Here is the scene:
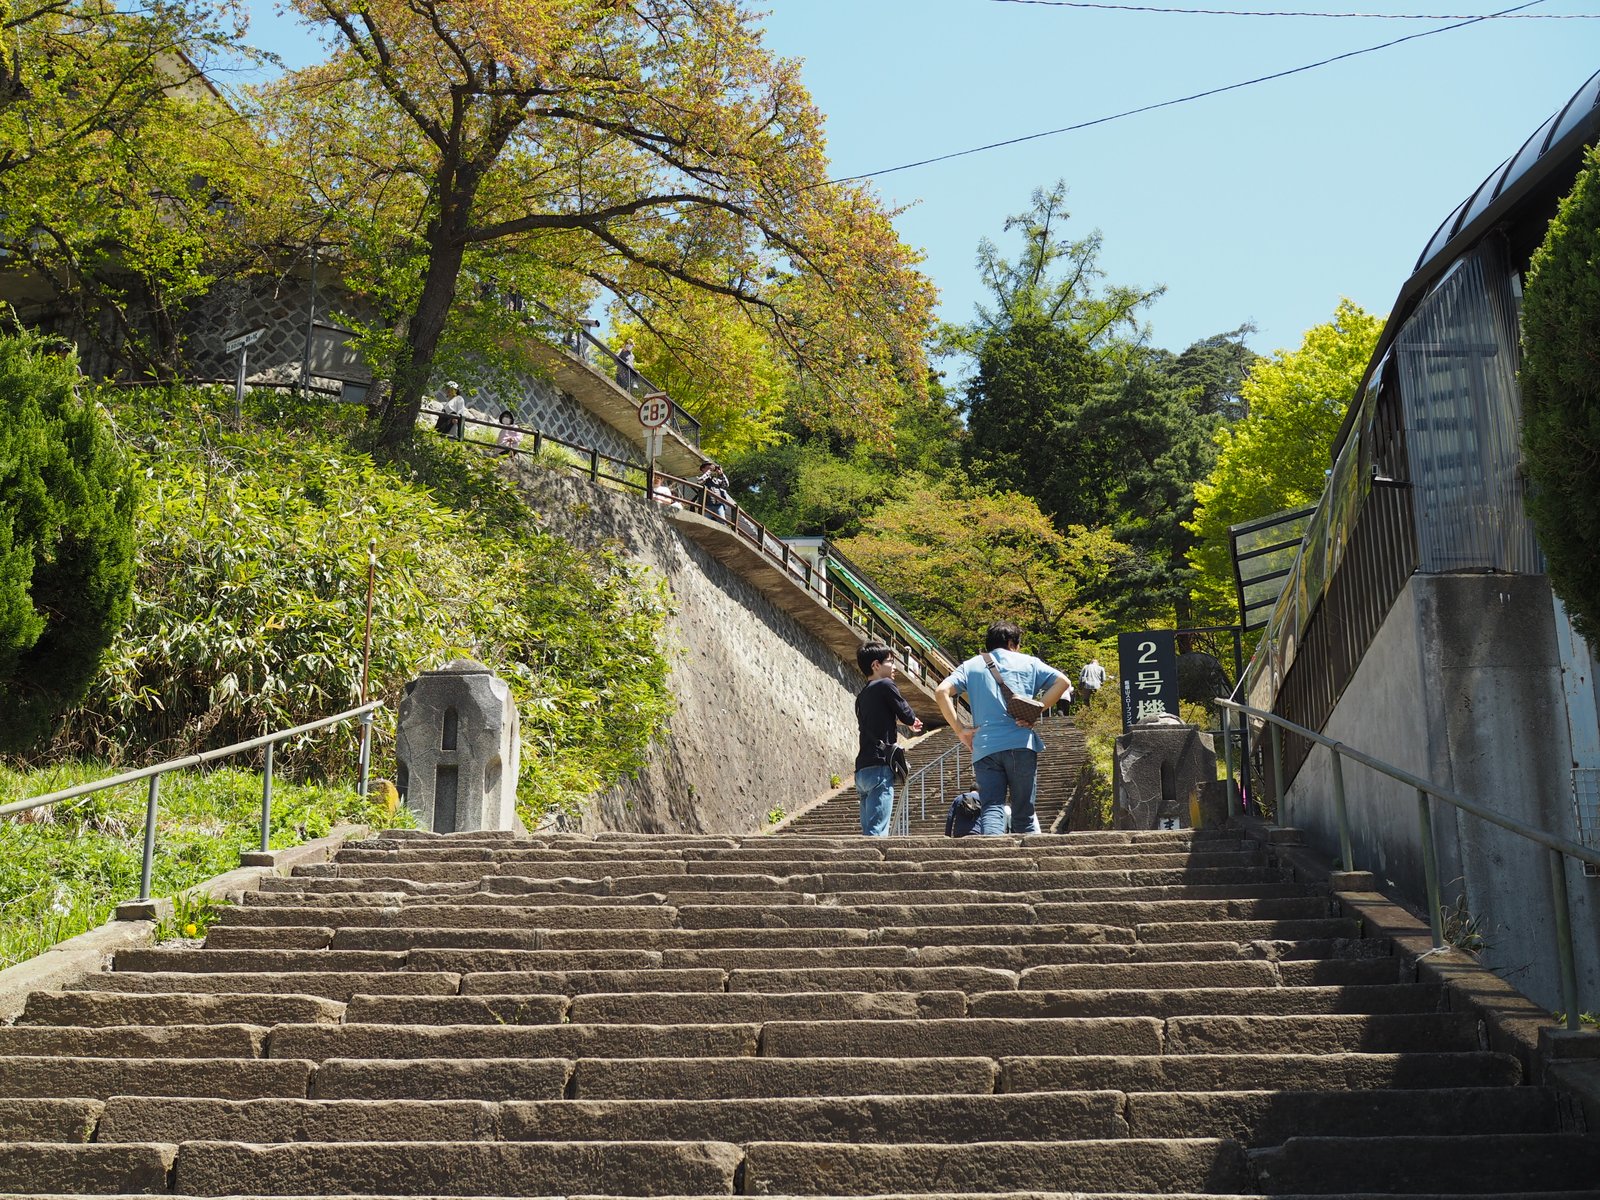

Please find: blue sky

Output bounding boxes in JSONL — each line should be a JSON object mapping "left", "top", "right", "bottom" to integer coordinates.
{"left": 238, "top": 1, "right": 1598, "bottom": 357}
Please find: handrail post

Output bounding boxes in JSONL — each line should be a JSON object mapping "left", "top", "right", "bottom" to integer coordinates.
{"left": 1222, "top": 708, "right": 1237, "bottom": 810}
{"left": 1548, "top": 848, "right": 1582, "bottom": 1031}
{"left": 138, "top": 775, "right": 161, "bottom": 903}
{"left": 589, "top": 447, "right": 599, "bottom": 483}
{"left": 1271, "top": 723, "right": 1286, "bottom": 824}
{"left": 1417, "top": 787, "right": 1445, "bottom": 949}
{"left": 1330, "top": 750, "right": 1355, "bottom": 872}
{"left": 259, "top": 740, "right": 275, "bottom": 853}
{"left": 358, "top": 710, "right": 373, "bottom": 798}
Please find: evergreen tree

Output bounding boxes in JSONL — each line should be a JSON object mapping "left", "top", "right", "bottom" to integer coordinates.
{"left": 0, "top": 331, "right": 137, "bottom": 752}
{"left": 1522, "top": 143, "right": 1600, "bottom": 642}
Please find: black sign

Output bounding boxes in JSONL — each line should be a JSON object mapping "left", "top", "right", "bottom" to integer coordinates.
{"left": 1118, "top": 630, "right": 1179, "bottom": 730}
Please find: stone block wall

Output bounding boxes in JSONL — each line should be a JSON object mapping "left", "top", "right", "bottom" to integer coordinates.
{"left": 508, "top": 461, "right": 860, "bottom": 836}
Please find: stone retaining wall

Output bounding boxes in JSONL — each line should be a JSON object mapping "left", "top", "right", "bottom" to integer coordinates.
{"left": 508, "top": 461, "right": 859, "bottom": 836}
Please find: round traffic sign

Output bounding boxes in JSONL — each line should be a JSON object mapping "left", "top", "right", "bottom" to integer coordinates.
{"left": 638, "top": 393, "right": 672, "bottom": 429}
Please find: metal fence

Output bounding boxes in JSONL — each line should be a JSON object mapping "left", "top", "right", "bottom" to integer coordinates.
{"left": 1218, "top": 695, "right": 1598, "bottom": 1030}
{"left": 0, "top": 702, "right": 382, "bottom": 910}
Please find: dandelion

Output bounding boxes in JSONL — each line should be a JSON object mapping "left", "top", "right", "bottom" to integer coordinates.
{"left": 183, "top": 923, "right": 198, "bottom": 938}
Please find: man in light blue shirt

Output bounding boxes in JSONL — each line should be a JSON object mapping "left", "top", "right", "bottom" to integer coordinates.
{"left": 935, "top": 621, "right": 1070, "bottom": 836}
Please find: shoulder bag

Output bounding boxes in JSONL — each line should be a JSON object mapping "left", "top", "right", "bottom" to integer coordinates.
{"left": 982, "top": 652, "right": 1047, "bottom": 727}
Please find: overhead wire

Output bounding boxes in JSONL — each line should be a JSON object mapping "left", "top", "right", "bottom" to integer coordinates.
{"left": 826, "top": 0, "right": 1555, "bottom": 185}
{"left": 987, "top": 0, "right": 1595, "bottom": 15}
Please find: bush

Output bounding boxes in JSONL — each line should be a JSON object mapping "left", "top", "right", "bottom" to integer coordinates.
{"left": 45, "top": 385, "right": 674, "bottom": 826}
{"left": 0, "top": 329, "right": 136, "bottom": 751}
{"left": 1522, "top": 144, "right": 1600, "bottom": 641}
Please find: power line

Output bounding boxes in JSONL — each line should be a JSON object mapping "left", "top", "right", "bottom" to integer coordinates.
{"left": 988, "top": 0, "right": 1593, "bottom": 15}
{"left": 827, "top": 0, "right": 1550, "bottom": 185}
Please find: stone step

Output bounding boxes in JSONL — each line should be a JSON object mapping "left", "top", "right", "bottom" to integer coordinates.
{"left": 722, "top": 966, "right": 1018, "bottom": 994}
{"left": 0, "top": 1100, "right": 100, "bottom": 1143}
{"left": 416, "top": 948, "right": 909, "bottom": 976}
{"left": 1126, "top": 1086, "right": 1561, "bottom": 1144}
{"left": 168, "top": 1139, "right": 744, "bottom": 1196}
{"left": 91, "top": 1092, "right": 1126, "bottom": 1145}
{"left": 740, "top": 1138, "right": 1252, "bottom": 1195}
{"left": 16, "top": 990, "right": 345, "bottom": 1028}
{"left": 968, "top": 984, "right": 1443, "bottom": 1019}
{"left": 309, "top": 1057, "right": 571, "bottom": 1100}
{"left": 114, "top": 948, "right": 409, "bottom": 974}
{"left": 758, "top": 1016, "right": 1162, "bottom": 1058}
{"left": 344, "top": 989, "right": 969, "bottom": 1026}
{"left": 453, "top": 969, "right": 731, "bottom": 996}
{"left": 266, "top": 1021, "right": 762, "bottom": 1061}
{"left": 0, "top": 1143, "right": 176, "bottom": 1195}
{"left": 0, "top": 1024, "right": 267, "bottom": 1059}
{"left": 70, "top": 971, "right": 461, "bottom": 1000}
{"left": 999, "top": 1051, "right": 1523, "bottom": 1094}
{"left": 204, "top": 926, "right": 337, "bottom": 950}
{"left": 571, "top": 1055, "right": 1000, "bottom": 1099}
{"left": 0, "top": 1056, "right": 315, "bottom": 1099}
{"left": 1248, "top": 1133, "right": 1600, "bottom": 1193}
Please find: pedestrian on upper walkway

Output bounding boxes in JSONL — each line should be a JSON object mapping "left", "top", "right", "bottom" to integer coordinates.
{"left": 854, "top": 640, "right": 922, "bottom": 837}
{"left": 935, "top": 620, "right": 1069, "bottom": 836}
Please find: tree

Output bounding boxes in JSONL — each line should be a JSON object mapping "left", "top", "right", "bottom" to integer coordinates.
{"left": 1186, "top": 299, "right": 1383, "bottom": 622}
{"left": 0, "top": 329, "right": 137, "bottom": 752}
{"left": 835, "top": 480, "right": 1126, "bottom": 667}
{"left": 0, "top": 0, "right": 269, "bottom": 378}
{"left": 1521, "top": 144, "right": 1600, "bottom": 642}
{"left": 262, "top": 0, "right": 933, "bottom": 447}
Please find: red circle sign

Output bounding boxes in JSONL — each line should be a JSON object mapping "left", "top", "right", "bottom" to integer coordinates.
{"left": 638, "top": 394, "right": 672, "bottom": 429}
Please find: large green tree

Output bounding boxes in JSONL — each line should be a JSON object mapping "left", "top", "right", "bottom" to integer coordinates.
{"left": 1521, "top": 143, "right": 1600, "bottom": 642}
{"left": 1186, "top": 299, "right": 1383, "bottom": 622}
{"left": 0, "top": 0, "right": 268, "bottom": 378}
{"left": 260, "top": 0, "right": 932, "bottom": 448}
{"left": 0, "top": 330, "right": 137, "bottom": 752}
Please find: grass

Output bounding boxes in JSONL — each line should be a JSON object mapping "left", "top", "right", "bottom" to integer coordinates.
{"left": 0, "top": 762, "right": 408, "bottom": 969}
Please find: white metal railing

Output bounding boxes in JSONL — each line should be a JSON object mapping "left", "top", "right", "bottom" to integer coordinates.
{"left": 0, "top": 702, "right": 382, "bottom": 909}
{"left": 893, "top": 738, "right": 970, "bottom": 836}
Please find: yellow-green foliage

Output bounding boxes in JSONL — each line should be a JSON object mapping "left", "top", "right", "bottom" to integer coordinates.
{"left": 49, "top": 386, "right": 674, "bottom": 826}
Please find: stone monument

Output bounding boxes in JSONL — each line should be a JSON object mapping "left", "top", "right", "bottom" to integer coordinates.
{"left": 395, "top": 659, "right": 520, "bottom": 833}
{"left": 1112, "top": 711, "right": 1216, "bottom": 830}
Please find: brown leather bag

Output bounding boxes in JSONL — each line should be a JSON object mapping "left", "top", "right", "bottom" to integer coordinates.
{"left": 982, "top": 652, "right": 1047, "bottom": 727}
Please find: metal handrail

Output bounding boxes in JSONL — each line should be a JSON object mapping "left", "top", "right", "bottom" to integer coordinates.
{"left": 893, "top": 739, "right": 970, "bottom": 836}
{"left": 1217, "top": 695, "right": 1597, "bottom": 1031}
{"left": 1, "top": 701, "right": 383, "bottom": 907}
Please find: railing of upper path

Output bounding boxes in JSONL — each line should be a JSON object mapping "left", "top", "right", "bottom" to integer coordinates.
{"left": 432, "top": 408, "right": 952, "bottom": 692}
{"left": 1218, "top": 696, "right": 1600, "bottom": 1031}
{"left": 0, "top": 702, "right": 382, "bottom": 913}
{"left": 524, "top": 302, "right": 703, "bottom": 446}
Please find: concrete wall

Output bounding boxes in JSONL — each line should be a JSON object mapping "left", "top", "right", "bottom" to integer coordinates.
{"left": 1287, "top": 573, "right": 1600, "bottom": 1014}
{"left": 508, "top": 460, "right": 860, "bottom": 836}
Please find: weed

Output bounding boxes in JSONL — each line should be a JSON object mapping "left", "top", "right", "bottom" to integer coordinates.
{"left": 766, "top": 807, "right": 786, "bottom": 826}
{"left": 154, "top": 890, "right": 230, "bottom": 942}
{"left": 1440, "top": 891, "right": 1487, "bottom": 955}
{"left": 829, "top": 774, "right": 842, "bottom": 789}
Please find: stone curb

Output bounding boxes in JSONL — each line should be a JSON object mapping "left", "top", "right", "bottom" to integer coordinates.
{"left": 0, "top": 824, "right": 368, "bottom": 1025}
{"left": 1228, "top": 812, "right": 1598, "bottom": 1116}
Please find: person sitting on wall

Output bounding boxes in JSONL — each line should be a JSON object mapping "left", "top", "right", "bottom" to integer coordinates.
{"left": 434, "top": 381, "right": 467, "bottom": 440}
{"left": 651, "top": 472, "right": 682, "bottom": 509}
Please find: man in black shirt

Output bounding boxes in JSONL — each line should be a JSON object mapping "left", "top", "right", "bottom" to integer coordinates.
{"left": 854, "top": 640, "right": 923, "bottom": 836}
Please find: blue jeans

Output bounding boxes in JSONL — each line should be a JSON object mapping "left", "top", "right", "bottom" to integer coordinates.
{"left": 974, "top": 748, "right": 1038, "bottom": 835}
{"left": 855, "top": 765, "right": 895, "bottom": 837}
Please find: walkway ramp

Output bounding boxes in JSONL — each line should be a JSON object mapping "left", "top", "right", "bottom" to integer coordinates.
{"left": 2, "top": 828, "right": 1596, "bottom": 1198}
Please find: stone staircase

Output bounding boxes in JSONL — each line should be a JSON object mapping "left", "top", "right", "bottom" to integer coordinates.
{"left": 782, "top": 715, "right": 1088, "bottom": 836}
{"left": 2, "top": 827, "right": 1598, "bottom": 1198}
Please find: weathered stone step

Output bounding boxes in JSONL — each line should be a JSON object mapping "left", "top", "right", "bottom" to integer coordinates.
{"left": 343, "top": 989, "right": 969, "bottom": 1025}
{"left": 724, "top": 965, "right": 1018, "bottom": 994}
{"left": 1000, "top": 1051, "right": 1522, "bottom": 1093}
{"left": 310, "top": 1056, "right": 571, "bottom": 1100}
{"left": 1249, "top": 1133, "right": 1600, "bottom": 1193}
{"left": 321, "top": 927, "right": 866, "bottom": 953}
{"left": 0, "top": 1099, "right": 99, "bottom": 1143}
{"left": 568, "top": 1055, "right": 999, "bottom": 1099}
{"left": 416, "top": 947, "right": 909, "bottom": 976}
{"left": 758, "top": 1016, "right": 1162, "bottom": 1058}
{"left": 969, "top": 984, "right": 1443, "bottom": 1019}
{"left": 1159, "top": 1013, "right": 1479, "bottom": 1055}
{"left": 451, "top": 968, "right": 726, "bottom": 995}
{"left": 0, "top": 1143, "right": 176, "bottom": 1195}
{"left": 1127, "top": 1086, "right": 1561, "bottom": 1144}
{"left": 16, "top": 990, "right": 344, "bottom": 1028}
{"left": 912, "top": 940, "right": 1395, "bottom": 972}
{"left": 170, "top": 1138, "right": 745, "bottom": 1195}
{"left": 242, "top": 890, "right": 414, "bottom": 906}
{"left": 266, "top": 1021, "right": 762, "bottom": 1061}
{"left": 740, "top": 1138, "right": 1251, "bottom": 1195}
{"left": 70, "top": 971, "right": 460, "bottom": 1000}
{"left": 89, "top": 1091, "right": 1124, "bottom": 1145}
{"left": 204, "top": 926, "right": 336, "bottom": 950}
{"left": 114, "top": 947, "right": 409, "bottom": 973}
{"left": 0, "top": 1024, "right": 267, "bottom": 1059}
{"left": 1136, "top": 918, "right": 1361, "bottom": 942}
{"left": 0, "top": 1056, "right": 315, "bottom": 1099}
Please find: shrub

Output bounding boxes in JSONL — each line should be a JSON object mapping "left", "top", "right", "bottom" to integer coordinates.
{"left": 0, "top": 329, "right": 136, "bottom": 751}
{"left": 1522, "top": 144, "right": 1600, "bottom": 641}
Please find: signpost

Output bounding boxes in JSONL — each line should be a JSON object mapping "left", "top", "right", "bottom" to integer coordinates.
{"left": 638, "top": 392, "right": 671, "bottom": 490}
{"left": 1117, "top": 629, "right": 1179, "bottom": 731}
{"left": 223, "top": 327, "right": 267, "bottom": 427}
